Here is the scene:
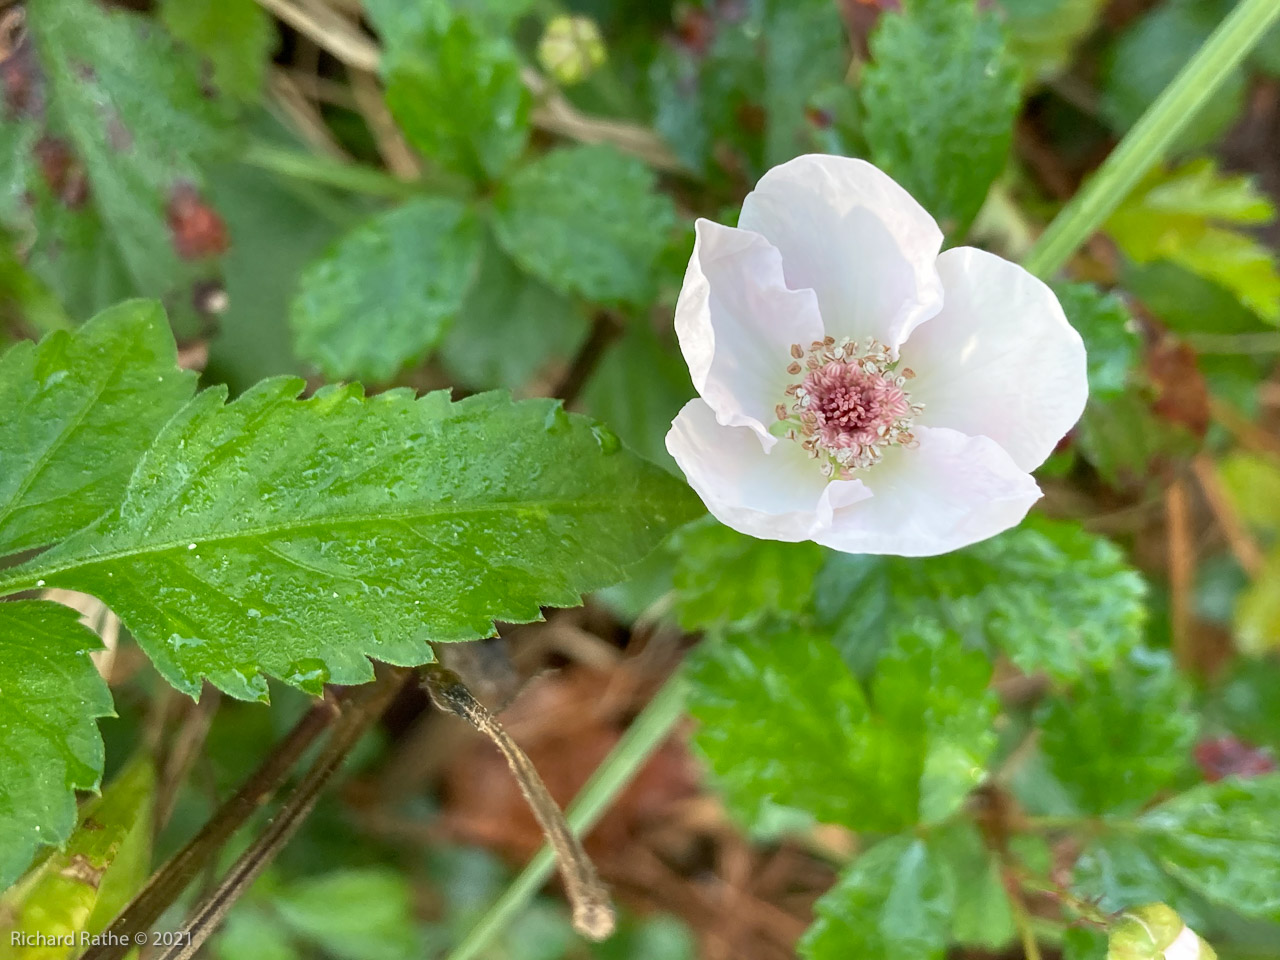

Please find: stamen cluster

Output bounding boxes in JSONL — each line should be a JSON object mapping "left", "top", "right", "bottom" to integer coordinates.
{"left": 775, "top": 336, "right": 922, "bottom": 478}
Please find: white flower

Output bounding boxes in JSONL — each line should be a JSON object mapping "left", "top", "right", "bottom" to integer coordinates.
{"left": 665, "top": 154, "right": 1088, "bottom": 557}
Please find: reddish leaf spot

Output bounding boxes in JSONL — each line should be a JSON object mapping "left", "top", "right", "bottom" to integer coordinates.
{"left": 805, "top": 106, "right": 834, "bottom": 130}
{"left": 34, "top": 136, "right": 89, "bottom": 208}
{"left": 167, "top": 185, "right": 228, "bottom": 260}
{"left": 1194, "top": 736, "right": 1276, "bottom": 782}
{"left": 675, "top": 8, "right": 714, "bottom": 56}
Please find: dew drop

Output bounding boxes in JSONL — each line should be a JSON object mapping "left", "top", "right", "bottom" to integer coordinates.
{"left": 591, "top": 424, "right": 620, "bottom": 454}
{"left": 285, "top": 658, "right": 330, "bottom": 697}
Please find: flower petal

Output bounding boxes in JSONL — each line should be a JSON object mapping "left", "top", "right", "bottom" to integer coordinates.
{"left": 900, "top": 247, "right": 1088, "bottom": 472}
{"left": 675, "top": 219, "right": 824, "bottom": 449}
{"left": 738, "top": 154, "right": 944, "bottom": 351}
{"left": 815, "top": 426, "right": 1041, "bottom": 557}
{"left": 666, "top": 399, "right": 870, "bottom": 541}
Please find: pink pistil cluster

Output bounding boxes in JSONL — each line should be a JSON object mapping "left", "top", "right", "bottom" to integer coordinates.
{"left": 775, "top": 336, "right": 922, "bottom": 478}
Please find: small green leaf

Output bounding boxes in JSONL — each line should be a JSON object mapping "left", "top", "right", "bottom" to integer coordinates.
{"left": 801, "top": 836, "right": 953, "bottom": 960}
{"left": 493, "top": 145, "right": 676, "bottom": 305}
{"left": 0, "top": 758, "right": 153, "bottom": 953}
{"left": 1002, "top": 0, "right": 1107, "bottom": 78}
{"left": 0, "top": 300, "right": 196, "bottom": 556}
{"left": 8, "top": 382, "right": 700, "bottom": 700}
{"left": 439, "top": 230, "right": 588, "bottom": 391}
{"left": 861, "top": 0, "right": 1020, "bottom": 236}
{"left": 1036, "top": 651, "right": 1197, "bottom": 815}
{"left": 22, "top": 0, "right": 234, "bottom": 300}
{"left": 0, "top": 601, "right": 114, "bottom": 890}
{"left": 672, "top": 518, "right": 824, "bottom": 632}
{"left": 1107, "top": 160, "right": 1280, "bottom": 323}
{"left": 382, "top": 9, "right": 530, "bottom": 182}
{"left": 685, "top": 623, "right": 995, "bottom": 832}
{"left": 290, "top": 198, "right": 482, "bottom": 383}
{"left": 159, "top": 0, "right": 274, "bottom": 102}
{"left": 813, "top": 516, "right": 1147, "bottom": 680}
{"left": 1054, "top": 283, "right": 1141, "bottom": 400}
{"left": 365, "top": 0, "right": 534, "bottom": 38}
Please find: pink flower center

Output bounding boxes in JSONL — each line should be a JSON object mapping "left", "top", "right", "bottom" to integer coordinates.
{"left": 776, "top": 336, "right": 922, "bottom": 478}
{"left": 802, "top": 363, "right": 911, "bottom": 450}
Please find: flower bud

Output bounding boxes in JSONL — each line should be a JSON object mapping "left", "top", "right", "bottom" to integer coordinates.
{"left": 538, "top": 16, "right": 606, "bottom": 86}
{"left": 1108, "top": 905, "right": 1216, "bottom": 960}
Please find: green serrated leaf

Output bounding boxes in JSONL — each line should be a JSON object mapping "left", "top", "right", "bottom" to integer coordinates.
{"left": 1122, "top": 260, "right": 1273, "bottom": 336}
{"left": 813, "top": 516, "right": 1147, "bottom": 680}
{"left": 493, "top": 145, "right": 676, "bottom": 305}
{"left": 930, "top": 821, "right": 1016, "bottom": 950}
{"left": 0, "top": 601, "right": 114, "bottom": 890}
{"left": 1136, "top": 774, "right": 1280, "bottom": 921}
{"left": 1054, "top": 282, "right": 1140, "bottom": 400}
{"left": 801, "top": 835, "right": 953, "bottom": 960}
{"left": 439, "top": 229, "right": 588, "bottom": 391}
{"left": 873, "top": 622, "right": 999, "bottom": 825}
{"left": 861, "top": 0, "right": 1020, "bottom": 237}
{"left": 1078, "top": 775, "right": 1280, "bottom": 928}
{"left": 0, "top": 758, "right": 152, "bottom": 957}
{"left": 686, "top": 623, "right": 995, "bottom": 832}
{"left": 0, "top": 300, "right": 196, "bottom": 557}
{"left": 159, "top": 0, "right": 274, "bottom": 102}
{"left": 1074, "top": 832, "right": 1205, "bottom": 927}
{"left": 1036, "top": 651, "right": 1198, "bottom": 816}
{"left": 290, "top": 198, "right": 482, "bottom": 383}
{"left": 672, "top": 518, "right": 824, "bottom": 632}
{"left": 21, "top": 0, "right": 235, "bottom": 301}
{"left": 1107, "top": 160, "right": 1280, "bottom": 323}
{"left": 382, "top": 9, "right": 530, "bottom": 182}
{"left": 5, "top": 380, "right": 700, "bottom": 700}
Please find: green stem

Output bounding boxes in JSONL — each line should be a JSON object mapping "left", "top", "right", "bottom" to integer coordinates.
{"left": 241, "top": 141, "right": 429, "bottom": 199}
{"left": 443, "top": 671, "right": 687, "bottom": 960}
{"left": 1022, "top": 0, "right": 1280, "bottom": 279}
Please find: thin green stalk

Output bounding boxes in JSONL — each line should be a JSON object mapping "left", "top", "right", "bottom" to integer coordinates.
{"left": 1022, "top": 0, "right": 1280, "bottom": 279}
{"left": 241, "top": 141, "right": 428, "bottom": 199}
{"left": 444, "top": 671, "right": 687, "bottom": 960}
